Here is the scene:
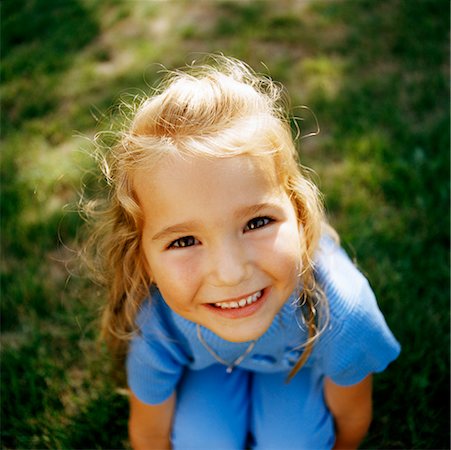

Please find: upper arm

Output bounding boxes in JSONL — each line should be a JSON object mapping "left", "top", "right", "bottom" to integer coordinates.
{"left": 129, "top": 390, "right": 175, "bottom": 450}
{"left": 324, "top": 375, "right": 373, "bottom": 422}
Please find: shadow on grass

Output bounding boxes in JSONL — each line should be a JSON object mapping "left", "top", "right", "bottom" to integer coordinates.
{"left": 0, "top": 0, "right": 449, "bottom": 449}
{"left": 0, "top": 0, "right": 101, "bottom": 330}
{"left": 1, "top": 0, "right": 100, "bottom": 133}
{"left": 64, "top": 390, "right": 129, "bottom": 450}
{"left": 304, "top": 1, "right": 450, "bottom": 448}
{"left": 1, "top": 333, "right": 128, "bottom": 449}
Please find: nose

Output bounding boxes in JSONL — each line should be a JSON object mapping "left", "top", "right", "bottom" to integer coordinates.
{"left": 209, "top": 238, "right": 251, "bottom": 287}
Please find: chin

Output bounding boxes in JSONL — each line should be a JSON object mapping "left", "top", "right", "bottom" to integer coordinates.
{"left": 211, "top": 321, "right": 272, "bottom": 343}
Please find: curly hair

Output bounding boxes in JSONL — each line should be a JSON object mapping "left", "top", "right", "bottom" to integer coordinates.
{"left": 83, "top": 56, "right": 334, "bottom": 380}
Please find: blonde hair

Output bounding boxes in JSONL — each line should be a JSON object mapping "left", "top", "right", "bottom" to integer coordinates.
{"left": 84, "top": 56, "right": 331, "bottom": 380}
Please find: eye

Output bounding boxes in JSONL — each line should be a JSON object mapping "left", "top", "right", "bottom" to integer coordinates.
{"left": 244, "top": 216, "right": 274, "bottom": 232}
{"left": 168, "top": 236, "right": 199, "bottom": 249}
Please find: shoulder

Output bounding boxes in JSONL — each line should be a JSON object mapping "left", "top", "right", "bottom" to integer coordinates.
{"left": 127, "top": 289, "right": 189, "bottom": 404}
{"left": 311, "top": 235, "right": 401, "bottom": 385}
{"left": 314, "top": 235, "right": 372, "bottom": 321}
{"left": 133, "top": 288, "right": 194, "bottom": 361}
{"left": 135, "top": 288, "right": 174, "bottom": 335}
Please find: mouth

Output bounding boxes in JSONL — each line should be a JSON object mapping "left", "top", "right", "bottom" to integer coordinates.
{"left": 203, "top": 288, "right": 268, "bottom": 319}
{"left": 212, "top": 290, "right": 263, "bottom": 309}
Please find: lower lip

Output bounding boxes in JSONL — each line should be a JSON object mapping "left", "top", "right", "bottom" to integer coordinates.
{"left": 203, "top": 288, "right": 270, "bottom": 319}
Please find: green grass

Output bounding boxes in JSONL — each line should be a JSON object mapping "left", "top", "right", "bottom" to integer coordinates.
{"left": 1, "top": 0, "right": 449, "bottom": 448}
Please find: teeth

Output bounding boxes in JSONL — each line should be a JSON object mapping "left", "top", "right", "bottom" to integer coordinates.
{"left": 214, "top": 290, "right": 262, "bottom": 309}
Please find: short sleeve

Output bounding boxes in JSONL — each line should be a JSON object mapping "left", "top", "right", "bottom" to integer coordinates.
{"left": 315, "top": 278, "right": 401, "bottom": 386}
{"left": 126, "top": 299, "right": 188, "bottom": 404}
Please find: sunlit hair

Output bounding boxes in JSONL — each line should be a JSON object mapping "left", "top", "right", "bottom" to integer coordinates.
{"left": 83, "top": 56, "right": 335, "bottom": 380}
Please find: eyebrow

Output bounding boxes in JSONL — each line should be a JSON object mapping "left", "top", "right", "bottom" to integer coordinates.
{"left": 235, "top": 202, "right": 278, "bottom": 221}
{"left": 151, "top": 202, "right": 281, "bottom": 242}
{"left": 152, "top": 222, "right": 200, "bottom": 242}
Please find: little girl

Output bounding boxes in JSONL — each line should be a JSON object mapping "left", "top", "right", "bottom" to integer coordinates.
{"left": 88, "top": 56, "right": 400, "bottom": 449}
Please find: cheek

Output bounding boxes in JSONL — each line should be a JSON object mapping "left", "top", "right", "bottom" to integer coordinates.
{"left": 149, "top": 260, "right": 198, "bottom": 313}
{"left": 262, "top": 233, "right": 302, "bottom": 285}
{"left": 285, "top": 233, "right": 304, "bottom": 283}
{"left": 141, "top": 233, "right": 195, "bottom": 282}
{"left": 147, "top": 251, "right": 201, "bottom": 294}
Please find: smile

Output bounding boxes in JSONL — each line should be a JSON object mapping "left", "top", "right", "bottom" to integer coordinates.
{"left": 212, "top": 290, "right": 263, "bottom": 309}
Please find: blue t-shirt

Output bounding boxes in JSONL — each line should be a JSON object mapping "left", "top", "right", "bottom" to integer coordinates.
{"left": 127, "top": 237, "right": 401, "bottom": 404}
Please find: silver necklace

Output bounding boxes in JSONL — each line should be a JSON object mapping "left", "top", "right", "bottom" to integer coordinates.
{"left": 196, "top": 324, "right": 256, "bottom": 373}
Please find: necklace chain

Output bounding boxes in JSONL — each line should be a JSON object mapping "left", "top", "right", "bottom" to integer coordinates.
{"left": 196, "top": 324, "right": 256, "bottom": 373}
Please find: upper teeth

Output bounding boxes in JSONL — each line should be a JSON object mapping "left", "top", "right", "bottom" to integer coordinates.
{"left": 215, "top": 291, "right": 262, "bottom": 309}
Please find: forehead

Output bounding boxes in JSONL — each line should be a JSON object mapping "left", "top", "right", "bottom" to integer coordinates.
{"left": 133, "top": 154, "right": 283, "bottom": 225}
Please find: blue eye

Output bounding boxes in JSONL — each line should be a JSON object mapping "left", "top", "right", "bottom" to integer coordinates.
{"left": 244, "top": 217, "right": 273, "bottom": 231}
{"left": 168, "top": 236, "right": 198, "bottom": 249}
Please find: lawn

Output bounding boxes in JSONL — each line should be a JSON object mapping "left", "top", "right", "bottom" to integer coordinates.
{"left": 1, "top": 0, "right": 449, "bottom": 448}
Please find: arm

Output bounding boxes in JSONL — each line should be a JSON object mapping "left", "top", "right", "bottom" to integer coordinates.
{"left": 129, "top": 390, "right": 175, "bottom": 450}
{"left": 324, "top": 375, "right": 373, "bottom": 450}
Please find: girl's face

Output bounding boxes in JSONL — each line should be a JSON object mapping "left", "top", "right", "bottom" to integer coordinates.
{"left": 134, "top": 154, "right": 303, "bottom": 343}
